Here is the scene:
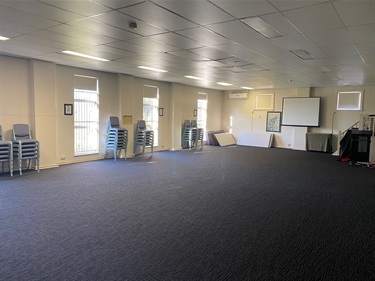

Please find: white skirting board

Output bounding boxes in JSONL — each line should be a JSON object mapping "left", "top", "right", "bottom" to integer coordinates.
{"left": 214, "top": 133, "right": 237, "bottom": 146}
{"left": 236, "top": 131, "right": 273, "bottom": 148}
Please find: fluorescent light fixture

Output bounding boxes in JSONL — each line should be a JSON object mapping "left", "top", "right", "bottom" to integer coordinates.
{"left": 185, "top": 75, "right": 202, "bottom": 80}
{"left": 137, "top": 66, "right": 168, "bottom": 73}
{"left": 62, "top": 50, "right": 109, "bottom": 61}
{"left": 241, "top": 86, "right": 254, "bottom": 90}
{"left": 241, "top": 17, "right": 282, "bottom": 38}
{"left": 217, "top": 82, "right": 233, "bottom": 86}
{"left": 0, "top": 36, "right": 10, "bottom": 41}
{"left": 289, "top": 50, "right": 314, "bottom": 60}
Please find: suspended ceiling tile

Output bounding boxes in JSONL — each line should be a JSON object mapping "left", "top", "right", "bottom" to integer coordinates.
{"left": 261, "top": 13, "right": 301, "bottom": 36}
{"left": 39, "top": 0, "right": 112, "bottom": 17}
{"left": 356, "top": 42, "right": 375, "bottom": 56}
{"left": 206, "top": 20, "right": 265, "bottom": 43}
{"left": 211, "top": 0, "right": 277, "bottom": 18}
{"left": 283, "top": 2, "right": 343, "bottom": 33}
{"left": 83, "top": 45, "right": 136, "bottom": 58}
{"left": 107, "top": 40, "right": 159, "bottom": 55}
{"left": 0, "top": 28, "right": 22, "bottom": 39}
{"left": 92, "top": 11, "right": 167, "bottom": 36}
{"left": 92, "top": 0, "right": 146, "bottom": 9}
{"left": 271, "top": 34, "right": 318, "bottom": 51}
{"left": 333, "top": 1, "right": 375, "bottom": 26}
{"left": 268, "top": 0, "right": 329, "bottom": 11}
{"left": 0, "top": 19, "right": 39, "bottom": 34}
{"left": 126, "top": 37, "right": 180, "bottom": 53}
{"left": 149, "top": 33, "right": 204, "bottom": 49}
{"left": 69, "top": 19, "right": 140, "bottom": 41}
{"left": 166, "top": 50, "right": 211, "bottom": 61}
{"left": 30, "top": 30, "right": 91, "bottom": 47}
{"left": 119, "top": 2, "right": 197, "bottom": 31}
{"left": 321, "top": 44, "right": 362, "bottom": 59}
{"left": 2, "top": 0, "right": 83, "bottom": 22}
{"left": 176, "top": 27, "right": 231, "bottom": 46}
{"left": 305, "top": 27, "right": 353, "bottom": 47}
{"left": 303, "top": 47, "right": 329, "bottom": 59}
{"left": 0, "top": 5, "right": 60, "bottom": 29}
{"left": 216, "top": 57, "right": 252, "bottom": 67}
{"left": 152, "top": 0, "right": 234, "bottom": 25}
{"left": 47, "top": 24, "right": 119, "bottom": 45}
{"left": 188, "top": 47, "right": 231, "bottom": 60}
{"left": 347, "top": 24, "right": 375, "bottom": 43}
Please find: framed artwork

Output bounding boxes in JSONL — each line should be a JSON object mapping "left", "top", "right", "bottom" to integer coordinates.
{"left": 266, "top": 111, "right": 281, "bottom": 132}
{"left": 159, "top": 108, "right": 164, "bottom": 116}
{"left": 64, "top": 104, "right": 73, "bottom": 115}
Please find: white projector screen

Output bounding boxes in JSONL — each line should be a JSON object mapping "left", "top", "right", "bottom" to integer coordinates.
{"left": 282, "top": 97, "right": 321, "bottom": 127}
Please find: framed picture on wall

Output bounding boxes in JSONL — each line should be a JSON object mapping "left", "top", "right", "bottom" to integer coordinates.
{"left": 266, "top": 111, "right": 281, "bottom": 132}
{"left": 64, "top": 104, "right": 73, "bottom": 115}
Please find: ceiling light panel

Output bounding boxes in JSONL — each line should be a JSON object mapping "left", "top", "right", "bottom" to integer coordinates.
{"left": 137, "top": 66, "right": 168, "bottom": 73}
{"left": 241, "top": 17, "right": 282, "bottom": 38}
{"left": 62, "top": 50, "right": 109, "bottom": 61}
{"left": 289, "top": 50, "right": 314, "bottom": 60}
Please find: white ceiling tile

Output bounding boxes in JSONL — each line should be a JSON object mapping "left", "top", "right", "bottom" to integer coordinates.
{"left": 347, "top": 24, "right": 375, "bottom": 43}
{"left": 305, "top": 28, "right": 352, "bottom": 47}
{"left": 92, "top": 0, "right": 145, "bottom": 9}
{"left": 211, "top": 0, "right": 278, "bottom": 18}
{"left": 176, "top": 27, "right": 232, "bottom": 46}
{"left": 269, "top": 0, "right": 329, "bottom": 11}
{"left": 91, "top": 11, "right": 167, "bottom": 36}
{"left": 119, "top": 2, "right": 197, "bottom": 31}
{"left": 126, "top": 37, "right": 180, "bottom": 53}
{"left": 283, "top": 2, "right": 343, "bottom": 32}
{"left": 0, "top": 5, "right": 60, "bottom": 29}
{"left": 321, "top": 44, "right": 362, "bottom": 59}
{"left": 261, "top": 13, "right": 301, "bottom": 36}
{"left": 356, "top": 42, "right": 375, "bottom": 56}
{"left": 2, "top": 0, "right": 83, "bottom": 22}
{"left": 152, "top": 0, "right": 234, "bottom": 25}
{"left": 206, "top": 20, "right": 265, "bottom": 42}
{"left": 47, "top": 24, "right": 119, "bottom": 45}
{"left": 0, "top": 19, "right": 39, "bottom": 34}
{"left": 69, "top": 19, "right": 140, "bottom": 40}
{"left": 40, "top": 0, "right": 112, "bottom": 17}
{"left": 149, "top": 33, "right": 204, "bottom": 49}
{"left": 166, "top": 50, "right": 211, "bottom": 61}
{"left": 106, "top": 40, "right": 159, "bottom": 55}
{"left": 333, "top": 1, "right": 375, "bottom": 26}
{"left": 271, "top": 34, "right": 318, "bottom": 51}
{"left": 188, "top": 47, "right": 231, "bottom": 60}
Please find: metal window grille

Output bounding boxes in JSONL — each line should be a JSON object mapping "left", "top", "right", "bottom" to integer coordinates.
{"left": 74, "top": 89, "right": 99, "bottom": 156}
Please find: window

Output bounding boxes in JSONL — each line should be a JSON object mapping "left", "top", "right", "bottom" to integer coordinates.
{"left": 74, "top": 75, "right": 99, "bottom": 156}
{"left": 337, "top": 91, "right": 362, "bottom": 110}
{"left": 197, "top": 93, "right": 207, "bottom": 140}
{"left": 143, "top": 85, "right": 159, "bottom": 146}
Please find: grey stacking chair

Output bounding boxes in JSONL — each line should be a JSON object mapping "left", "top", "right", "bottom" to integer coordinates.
{"left": 134, "top": 120, "right": 154, "bottom": 156}
{"left": 12, "top": 124, "right": 39, "bottom": 175}
{"left": 0, "top": 125, "right": 13, "bottom": 176}
{"left": 104, "top": 116, "right": 128, "bottom": 160}
{"left": 182, "top": 120, "right": 192, "bottom": 149}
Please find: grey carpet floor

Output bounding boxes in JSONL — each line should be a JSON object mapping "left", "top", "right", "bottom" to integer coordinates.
{"left": 0, "top": 146, "right": 374, "bottom": 281}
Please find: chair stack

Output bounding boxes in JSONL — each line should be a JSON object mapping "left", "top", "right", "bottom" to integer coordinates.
{"left": 12, "top": 124, "right": 39, "bottom": 175}
{"left": 104, "top": 116, "right": 128, "bottom": 160}
{"left": 182, "top": 120, "right": 192, "bottom": 149}
{"left": 182, "top": 120, "right": 204, "bottom": 149}
{"left": 134, "top": 120, "right": 154, "bottom": 156}
{"left": 0, "top": 125, "right": 13, "bottom": 177}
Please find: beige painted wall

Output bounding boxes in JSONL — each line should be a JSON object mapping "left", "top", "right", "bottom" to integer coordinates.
{"left": 0, "top": 55, "right": 223, "bottom": 169}
{"left": 222, "top": 86, "right": 375, "bottom": 151}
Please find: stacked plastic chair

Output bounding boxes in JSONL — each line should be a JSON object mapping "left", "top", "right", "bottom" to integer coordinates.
{"left": 134, "top": 120, "right": 154, "bottom": 156}
{"left": 182, "top": 120, "right": 192, "bottom": 149}
{"left": 0, "top": 125, "right": 13, "bottom": 177}
{"left": 104, "top": 116, "right": 128, "bottom": 160}
{"left": 12, "top": 124, "right": 39, "bottom": 175}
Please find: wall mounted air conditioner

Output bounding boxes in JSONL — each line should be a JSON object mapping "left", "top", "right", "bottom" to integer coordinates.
{"left": 229, "top": 92, "right": 248, "bottom": 99}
